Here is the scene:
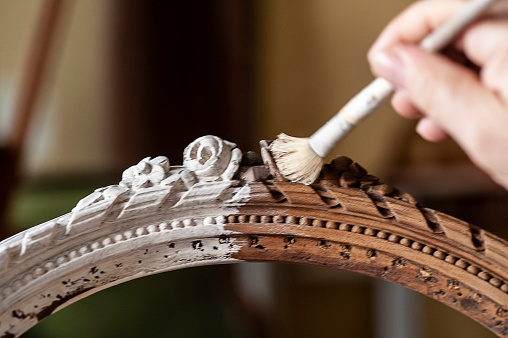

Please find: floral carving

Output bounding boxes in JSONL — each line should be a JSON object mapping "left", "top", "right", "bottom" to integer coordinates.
{"left": 183, "top": 135, "right": 242, "bottom": 182}
{"left": 72, "top": 136, "right": 243, "bottom": 213}
{"left": 120, "top": 156, "right": 171, "bottom": 189}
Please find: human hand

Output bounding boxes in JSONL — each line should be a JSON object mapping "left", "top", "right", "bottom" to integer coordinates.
{"left": 368, "top": 0, "right": 508, "bottom": 189}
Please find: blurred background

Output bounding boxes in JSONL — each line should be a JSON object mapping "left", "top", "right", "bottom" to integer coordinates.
{"left": 1, "top": 0, "right": 507, "bottom": 337}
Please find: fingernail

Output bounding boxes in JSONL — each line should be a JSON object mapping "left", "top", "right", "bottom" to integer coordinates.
{"left": 371, "top": 49, "right": 405, "bottom": 89}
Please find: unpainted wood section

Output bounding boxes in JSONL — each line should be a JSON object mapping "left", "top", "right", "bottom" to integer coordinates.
{"left": 226, "top": 218, "right": 508, "bottom": 336}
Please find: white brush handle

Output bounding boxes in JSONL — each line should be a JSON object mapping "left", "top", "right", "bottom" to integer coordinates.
{"left": 309, "top": 0, "right": 498, "bottom": 158}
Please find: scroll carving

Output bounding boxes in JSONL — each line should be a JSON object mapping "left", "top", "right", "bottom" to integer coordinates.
{"left": 0, "top": 135, "right": 507, "bottom": 337}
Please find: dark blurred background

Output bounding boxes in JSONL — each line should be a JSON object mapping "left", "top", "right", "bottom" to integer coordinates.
{"left": 1, "top": 0, "right": 506, "bottom": 337}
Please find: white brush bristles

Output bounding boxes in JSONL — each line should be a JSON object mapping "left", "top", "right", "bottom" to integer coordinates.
{"left": 270, "top": 133, "right": 324, "bottom": 185}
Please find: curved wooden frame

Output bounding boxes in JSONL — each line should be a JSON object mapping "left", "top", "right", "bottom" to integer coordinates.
{"left": 1, "top": 136, "right": 507, "bottom": 337}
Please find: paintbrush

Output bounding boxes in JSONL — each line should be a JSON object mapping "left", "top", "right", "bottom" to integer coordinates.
{"left": 270, "top": 0, "right": 498, "bottom": 185}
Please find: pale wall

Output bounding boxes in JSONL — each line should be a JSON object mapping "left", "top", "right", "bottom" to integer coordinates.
{"left": 0, "top": 0, "right": 113, "bottom": 176}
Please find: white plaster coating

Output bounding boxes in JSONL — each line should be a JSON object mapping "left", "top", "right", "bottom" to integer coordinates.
{"left": 0, "top": 135, "right": 251, "bottom": 338}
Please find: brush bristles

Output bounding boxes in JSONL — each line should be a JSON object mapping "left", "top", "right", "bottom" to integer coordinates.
{"left": 269, "top": 133, "right": 324, "bottom": 185}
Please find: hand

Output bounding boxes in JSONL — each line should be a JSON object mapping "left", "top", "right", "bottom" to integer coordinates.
{"left": 368, "top": 0, "right": 508, "bottom": 189}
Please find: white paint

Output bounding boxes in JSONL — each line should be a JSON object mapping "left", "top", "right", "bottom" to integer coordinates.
{"left": 0, "top": 135, "right": 252, "bottom": 337}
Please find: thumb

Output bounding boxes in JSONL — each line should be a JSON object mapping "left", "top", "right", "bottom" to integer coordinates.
{"left": 371, "top": 45, "right": 490, "bottom": 142}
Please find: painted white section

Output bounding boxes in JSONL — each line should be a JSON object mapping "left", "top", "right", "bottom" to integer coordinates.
{"left": 0, "top": 136, "right": 251, "bottom": 337}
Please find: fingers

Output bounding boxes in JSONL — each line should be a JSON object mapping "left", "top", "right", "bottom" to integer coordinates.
{"left": 461, "top": 20, "right": 508, "bottom": 96}
{"left": 391, "top": 91, "right": 422, "bottom": 119}
{"left": 368, "top": 0, "right": 464, "bottom": 65}
{"left": 367, "top": 0, "right": 508, "bottom": 188}
{"left": 392, "top": 90, "right": 449, "bottom": 142}
{"left": 461, "top": 20, "right": 508, "bottom": 64}
{"left": 373, "top": 43, "right": 508, "bottom": 186}
{"left": 369, "top": 0, "right": 508, "bottom": 104}
{"left": 416, "top": 118, "right": 450, "bottom": 142}
{"left": 374, "top": 44, "right": 493, "bottom": 141}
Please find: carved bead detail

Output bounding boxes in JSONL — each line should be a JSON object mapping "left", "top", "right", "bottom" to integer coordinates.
{"left": 313, "top": 219, "right": 325, "bottom": 227}
{"left": 135, "top": 228, "right": 147, "bottom": 236}
{"left": 299, "top": 217, "right": 311, "bottom": 226}
{"left": 339, "top": 223, "right": 352, "bottom": 231}
{"left": 489, "top": 278, "right": 502, "bottom": 288}
{"left": 478, "top": 271, "right": 491, "bottom": 281}
{"left": 159, "top": 222, "right": 170, "bottom": 230}
{"left": 79, "top": 246, "right": 89, "bottom": 255}
{"left": 433, "top": 250, "right": 446, "bottom": 260}
{"left": 147, "top": 225, "right": 159, "bottom": 233}
{"left": 467, "top": 265, "right": 480, "bottom": 275}
{"left": 326, "top": 221, "right": 338, "bottom": 229}
{"left": 388, "top": 234, "right": 400, "bottom": 242}
{"left": 204, "top": 217, "right": 215, "bottom": 225}
{"left": 445, "top": 255, "right": 457, "bottom": 264}
{"left": 183, "top": 219, "right": 195, "bottom": 227}
{"left": 364, "top": 228, "right": 377, "bottom": 236}
{"left": 455, "top": 259, "right": 469, "bottom": 269}
{"left": 422, "top": 246, "right": 434, "bottom": 255}
{"left": 222, "top": 213, "right": 508, "bottom": 294}
{"left": 411, "top": 242, "right": 424, "bottom": 250}
{"left": 102, "top": 238, "right": 113, "bottom": 246}
{"left": 91, "top": 242, "right": 102, "bottom": 250}
{"left": 399, "top": 238, "right": 412, "bottom": 247}
{"left": 33, "top": 268, "right": 45, "bottom": 277}
{"left": 351, "top": 225, "right": 364, "bottom": 233}
{"left": 114, "top": 234, "right": 124, "bottom": 243}
{"left": 249, "top": 215, "right": 260, "bottom": 223}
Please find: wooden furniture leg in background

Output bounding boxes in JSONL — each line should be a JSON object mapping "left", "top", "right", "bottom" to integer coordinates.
{"left": 0, "top": 0, "right": 65, "bottom": 240}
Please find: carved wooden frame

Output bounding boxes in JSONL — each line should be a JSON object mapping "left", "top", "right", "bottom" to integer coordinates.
{"left": 1, "top": 135, "right": 507, "bottom": 337}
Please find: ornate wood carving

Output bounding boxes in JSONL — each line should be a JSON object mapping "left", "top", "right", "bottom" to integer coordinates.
{"left": 0, "top": 135, "right": 507, "bottom": 337}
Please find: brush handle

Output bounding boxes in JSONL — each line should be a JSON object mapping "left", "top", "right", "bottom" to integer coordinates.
{"left": 309, "top": 0, "right": 498, "bottom": 159}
